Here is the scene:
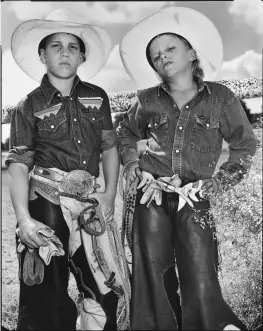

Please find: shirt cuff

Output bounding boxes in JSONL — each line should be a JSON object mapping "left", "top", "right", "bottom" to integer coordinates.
{"left": 120, "top": 148, "right": 140, "bottom": 166}
{"left": 5, "top": 147, "right": 35, "bottom": 171}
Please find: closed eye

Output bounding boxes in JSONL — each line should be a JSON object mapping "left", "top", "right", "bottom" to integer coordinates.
{"left": 168, "top": 46, "right": 176, "bottom": 51}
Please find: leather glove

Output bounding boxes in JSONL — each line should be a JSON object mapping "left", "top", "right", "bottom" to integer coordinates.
{"left": 17, "top": 243, "right": 44, "bottom": 286}
{"left": 37, "top": 227, "right": 65, "bottom": 265}
{"left": 17, "top": 226, "right": 65, "bottom": 286}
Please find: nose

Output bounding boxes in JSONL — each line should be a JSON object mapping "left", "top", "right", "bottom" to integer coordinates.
{"left": 160, "top": 53, "right": 167, "bottom": 62}
{"left": 61, "top": 47, "right": 69, "bottom": 57}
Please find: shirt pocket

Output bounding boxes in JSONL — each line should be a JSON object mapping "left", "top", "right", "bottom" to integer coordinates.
{"left": 36, "top": 113, "right": 69, "bottom": 142}
{"left": 190, "top": 115, "right": 221, "bottom": 153}
{"left": 80, "top": 109, "right": 104, "bottom": 146}
{"left": 147, "top": 114, "right": 168, "bottom": 149}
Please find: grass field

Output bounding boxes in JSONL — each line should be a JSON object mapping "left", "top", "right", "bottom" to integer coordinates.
{"left": 2, "top": 149, "right": 230, "bottom": 330}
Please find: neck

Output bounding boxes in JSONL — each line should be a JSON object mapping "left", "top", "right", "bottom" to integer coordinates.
{"left": 165, "top": 71, "right": 196, "bottom": 93}
{"left": 47, "top": 72, "right": 76, "bottom": 96}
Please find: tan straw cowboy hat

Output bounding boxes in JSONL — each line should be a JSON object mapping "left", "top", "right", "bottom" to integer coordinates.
{"left": 120, "top": 7, "right": 223, "bottom": 89}
{"left": 11, "top": 9, "right": 112, "bottom": 82}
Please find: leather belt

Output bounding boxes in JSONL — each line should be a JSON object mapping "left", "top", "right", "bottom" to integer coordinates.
{"left": 29, "top": 166, "right": 96, "bottom": 205}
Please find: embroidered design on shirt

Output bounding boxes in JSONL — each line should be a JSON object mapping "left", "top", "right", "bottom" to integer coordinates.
{"left": 34, "top": 103, "right": 62, "bottom": 120}
{"left": 78, "top": 97, "right": 103, "bottom": 111}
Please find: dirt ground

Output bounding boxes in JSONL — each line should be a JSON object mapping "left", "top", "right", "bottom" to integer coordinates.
{"left": 1, "top": 151, "right": 229, "bottom": 329}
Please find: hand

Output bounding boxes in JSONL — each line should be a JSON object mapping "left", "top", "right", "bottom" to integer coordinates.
{"left": 124, "top": 161, "right": 143, "bottom": 187}
{"left": 137, "top": 171, "right": 155, "bottom": 189}
{"left": 88, "top": 191, "right": 115, "bottom": 222}
{"left": 201, "top": 178, "right": 220, "bottom": 198}
{"left": 16, "top": 218, "right": 50, "bottom": 249}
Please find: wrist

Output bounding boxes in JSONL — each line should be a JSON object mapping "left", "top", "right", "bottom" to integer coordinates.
{"left": 16, "top": 210, "right": 31, "bottom": 226}
{"left": 123, "top": 159, "right": 140, "bottom": 178}
{"left": 103, "top": 189, "right": 116, "bottom": 199}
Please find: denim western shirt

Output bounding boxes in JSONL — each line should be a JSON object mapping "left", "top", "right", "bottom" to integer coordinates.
{"left": 6, "top": 74, "right": 117, "bottom": 177}
{"left": 117, "top": 81, "right": 257, "bottom": 182}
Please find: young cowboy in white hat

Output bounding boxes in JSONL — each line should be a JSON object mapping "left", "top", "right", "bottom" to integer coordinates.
{"left": 6, "top": 9, "right": 130, "bottom": 331}
{"left": 117, "top": 7, "right": 256, "bottom": 330}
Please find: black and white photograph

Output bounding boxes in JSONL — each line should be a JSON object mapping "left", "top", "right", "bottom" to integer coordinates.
{"left": 1, "top": 1, "right": 262, "bottom": 330}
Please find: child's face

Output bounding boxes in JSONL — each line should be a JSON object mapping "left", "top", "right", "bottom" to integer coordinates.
{"left": 40, "top": 33, "right": 84, "bottom": 79}
{"left": 149, "top": 34, "right": 194, "bottom": 80}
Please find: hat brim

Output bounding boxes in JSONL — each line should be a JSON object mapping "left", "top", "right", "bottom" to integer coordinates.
{"left": 11, "top": 19, "right": 111, "bottom": 82}
{"left": 120, "top": 7, "right": 223, "bottom": 89}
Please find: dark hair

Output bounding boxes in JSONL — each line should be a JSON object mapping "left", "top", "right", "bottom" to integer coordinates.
{"left": 146, "top": 32, "right": 204, "bottom": 84}
{"left": 38, "top": 33, "right": 86, "bottom": 61}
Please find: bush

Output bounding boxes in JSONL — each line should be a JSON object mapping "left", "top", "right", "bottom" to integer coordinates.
{"left": 209, "top": 137, "right": 262, "bottom": 330}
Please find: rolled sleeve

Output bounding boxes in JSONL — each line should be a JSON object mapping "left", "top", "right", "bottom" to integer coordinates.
{"left": 5, "top": 100, "right": 35, "bottom": 170}
{"left": 100, "top": 129, "right": 118, "bottom": 152}
{"left": 116, "top": 97, "right": 147, "bottom": 165}
{"left": 219, "top": 93, "right": 257, "bottom": 175}
{"left": 100, "top": 89, "right": 114, "bottom": 130}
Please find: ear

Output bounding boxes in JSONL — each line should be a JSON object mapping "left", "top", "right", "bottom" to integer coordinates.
{"left": 78, "top": 52, "right": 85, "bottom": 66}
{"left": 188, "top": 49, "right": 196, "bottom": 62}
{"left": 39, "top": 50, "right": 46, "bottom": 65}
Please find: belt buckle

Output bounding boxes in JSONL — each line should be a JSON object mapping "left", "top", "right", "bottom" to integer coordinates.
{"left": 60, "top": 170, "right": 95, "bottom": 199}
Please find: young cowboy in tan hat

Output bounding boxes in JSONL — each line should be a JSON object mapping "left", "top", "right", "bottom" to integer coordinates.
{"left": 6, "top": 9, "right": 130, "bottom": 331}
{"left": 117, "top": 7, "right": 256, "bottom": 330}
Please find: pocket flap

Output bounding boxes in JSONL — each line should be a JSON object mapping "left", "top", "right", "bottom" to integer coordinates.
{"left": 148, "top": 115, "right": 168, "bottom": 129}
{"left": 194, "top": 116, "right": 219, "bottom": 130}
{"left": 81, "top": 110, "right": 104, "bottom": 123}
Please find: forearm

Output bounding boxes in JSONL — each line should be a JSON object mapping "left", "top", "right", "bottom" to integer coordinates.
{"left": 101, "top": 146, "right": 120, "bottom": 197}
{"left": 8, "top": 163, "right": 31, "bottom": 224}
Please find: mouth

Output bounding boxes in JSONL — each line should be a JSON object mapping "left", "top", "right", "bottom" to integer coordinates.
{"left": 163, "top": 62, "right": 173, "bottom": 69}
{"left": 59, "top": 62, "right": 70, "bottom": 66}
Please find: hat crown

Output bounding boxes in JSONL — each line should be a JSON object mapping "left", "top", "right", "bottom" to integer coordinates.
{"left": 45, "top": 8, "right": 87, "bottom": 25}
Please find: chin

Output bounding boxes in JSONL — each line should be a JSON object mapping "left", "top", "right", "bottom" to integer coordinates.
{"left": 53, "top": 71, "right": 77, "bottom": 79}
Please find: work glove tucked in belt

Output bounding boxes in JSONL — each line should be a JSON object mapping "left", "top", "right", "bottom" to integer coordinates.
{"left": 16, "top": 226, "right": 65, "bottom": 286}
{"left": 138, "top": 171, "right": 207, "bottom": 211}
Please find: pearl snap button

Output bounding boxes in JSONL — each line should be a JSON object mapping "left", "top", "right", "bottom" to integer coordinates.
{"left": 77, "top": 140, "right": 81, "bottom": 143}
{"left": 92, "top": 117, "right": 95, "bottom": 121}
{"left": 176, "top": 149, "right": 180, "bottom": 153}
{"left": 186, "top": 105, "right": 189, "bottom": 109}
{"left": 206, "top": 123, "right": 210, "bottom": 127}
{"left": 83, "top": 161, "right": 86, "bottom": 164}
{"left": 50, "top": 125, "right": 54, "bottom": 129}
{"left": 74, "top": 118, "right": 77, "bottom": 122}
{"left": 179, "top": 126, "right": 182, "bottom": 130}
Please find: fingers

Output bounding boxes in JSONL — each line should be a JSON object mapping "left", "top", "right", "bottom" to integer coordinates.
{"left": 17, "top": 227, "right": 49, "bottom": 249}
{"left": 201, "top": 179, "right": 219, "bottom": 197}
{"left": 192, "top": 180, "right": 200, "bottom": 188}
{"left": 137, "top": 171, "right": 154, "bottom": 189}
{"left": 21, "top": 236, "right": 47, "bottom": 249}
{"left": 135, "top": 167, "right": 143, "bottom": 181}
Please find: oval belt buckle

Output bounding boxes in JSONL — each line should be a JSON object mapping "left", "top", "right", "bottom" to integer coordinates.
{"left": 60, "top": 170, "right": 95, "bottom": 199}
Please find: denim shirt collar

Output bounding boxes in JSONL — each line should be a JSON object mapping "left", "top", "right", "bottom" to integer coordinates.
{"left": 40, "top": 74, "right": 92, "bottom": 105}
{"left": 158, "top": 81, "right": 211, "bottom": 97}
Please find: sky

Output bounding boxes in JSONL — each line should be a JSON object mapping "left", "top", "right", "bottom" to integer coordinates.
{"left": 1, "top": 0, "right": 263, "bottom": 141}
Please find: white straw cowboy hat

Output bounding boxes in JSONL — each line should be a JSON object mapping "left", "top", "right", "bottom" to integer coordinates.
{"left": 120, "top": 7, "right": 223, "bottom": 89}
{"left": 11, "top": 9, "right": 112, "bottom": 82}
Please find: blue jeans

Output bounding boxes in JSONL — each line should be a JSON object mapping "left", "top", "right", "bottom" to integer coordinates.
{"left": 130, "top": 189, "right": 247, "bottom": 330}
